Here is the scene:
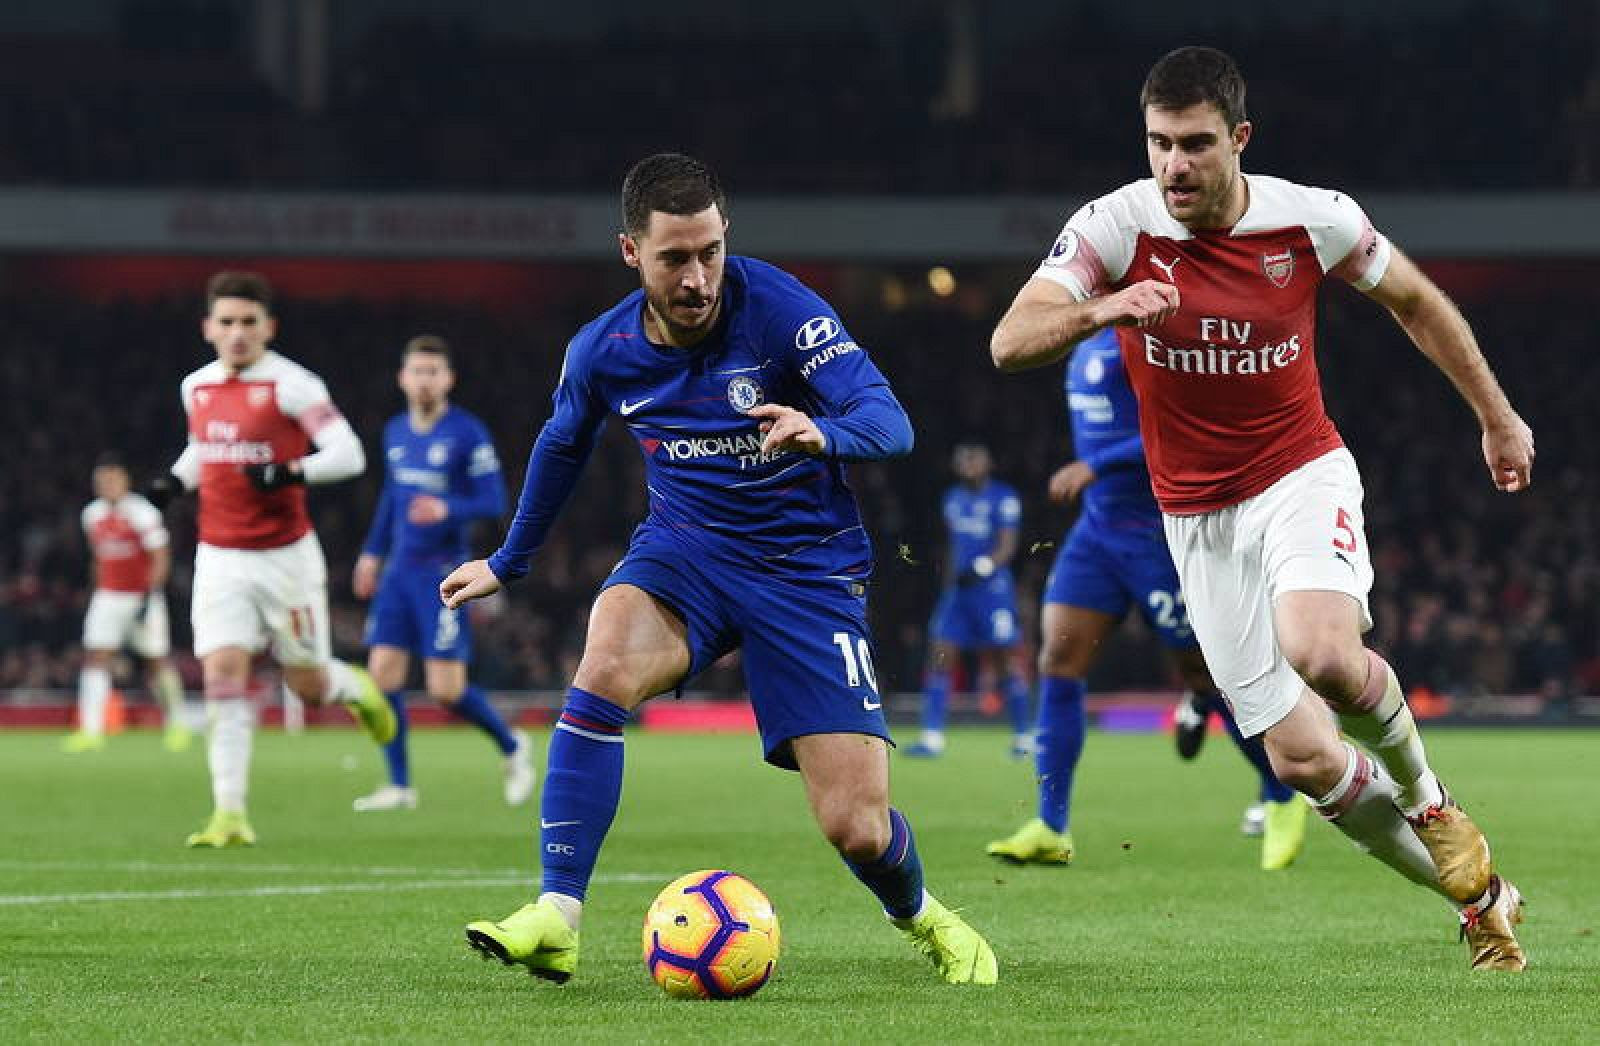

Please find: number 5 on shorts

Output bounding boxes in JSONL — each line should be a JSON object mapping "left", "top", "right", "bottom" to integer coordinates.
{"left": 1333, "top": 507, "right": 1358, "bottom": 553}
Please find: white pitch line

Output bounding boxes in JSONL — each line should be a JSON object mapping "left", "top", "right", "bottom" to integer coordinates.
{"left": 0, "top": 859, "right": 532, "bottom": 877}
{"left": 0, "top": 872, "right": 667, "bottom": 908}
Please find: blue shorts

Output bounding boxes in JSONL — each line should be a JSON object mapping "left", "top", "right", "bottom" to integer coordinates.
{"left": 928, "top": 578, "right": 1020, "bottom": 649}
{"left": 365, "top": 562, "right": 471, "bottom": 662}
{"left": 1044, "top": 519, "right": 1196, "bottom": 649}
{"left": 601, "top": 543, "right": 890, "bottom": 771}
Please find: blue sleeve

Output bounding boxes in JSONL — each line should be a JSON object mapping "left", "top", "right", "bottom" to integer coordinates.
{"left": 445, "top": 421, "right": 508, "bottom": 523}
{"left": 486, "top": 342, "right": 607, "bottom": 582}
{"left": 361, "top": 479, "right": 397, "bottom": 558}
{"left": 1085, "top": 434, "right": 1146, "bottom": 475}
{"left": 770, "top": 281, "right": 912, "bottom": 461}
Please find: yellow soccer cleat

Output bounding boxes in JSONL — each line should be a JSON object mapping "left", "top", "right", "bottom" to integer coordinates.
{"left": 1405, "top": 785, "right": 1492, "bottom": 905}
{"left": 344, "top": 667, "right": 398, "bottom": 745}
{"left": 892, "top": 895, "right": 998, "bottom": 985}
{"left": 1260, "top": 796, "right": 1310, "bottom": 871}
{"left": 163, "top": 724, "right": 194, "bottom": 753}
{"left": 986, "top": 818, "right": 1073, "bottom": 865}
{"left": 1461, "top": 876, "right": 1526, "bottom": 972}
{"left": 466, "top": 899, "right": 580, "bottom": 984}
{"left": 185, "top": 809, "right": 257, "bottom": 848}
{"left": 61, "top": 732, "right": 107, "bottom": 754}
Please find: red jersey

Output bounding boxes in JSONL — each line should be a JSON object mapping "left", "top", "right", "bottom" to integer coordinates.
{"left": 180, "top": 351, "right": 343, "bottom": 549}
{"left": 82, "top": 494, "right": 167, "bottom": 592}
{"left": 1033, "top": 175, "right": 1391, "bottom": 514}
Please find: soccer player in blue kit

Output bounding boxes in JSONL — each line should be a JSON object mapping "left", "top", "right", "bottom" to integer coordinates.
{"left": 441, "top": 154, "right": 997, "bottom": 985}
{"left": 985, "top": 328, "right": 1308, "bottom": 870}
{"left": 351, "top": 336, "right": 533, "bottom": 811}
{"left": 905, "top": 443, "right": 1033, "bottom": 758}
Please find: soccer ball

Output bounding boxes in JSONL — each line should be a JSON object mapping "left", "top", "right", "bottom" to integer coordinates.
{"left": 642, "top": 869, "right": 780, "bottom": 999}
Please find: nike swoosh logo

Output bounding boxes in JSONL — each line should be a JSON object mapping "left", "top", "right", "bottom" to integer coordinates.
{"left": 862, "top": 698, "right": 882, "bottom": 711}
{"left": 619, "top": 398, "right": 654, "bottom": 416}
{"left": 540, "top": 819, "right": 582, "bottom": 829}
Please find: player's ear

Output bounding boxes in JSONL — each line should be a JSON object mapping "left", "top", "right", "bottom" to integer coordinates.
{"left": 619, "top": 232, "right": 641, "bottom": 270}
{"left": 1232, "top": 119, "right": 1252, "bottom": 156}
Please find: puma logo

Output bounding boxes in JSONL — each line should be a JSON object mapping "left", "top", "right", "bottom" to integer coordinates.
{"left": 1150, "top": 254, "right": 1182, "bottom": 283}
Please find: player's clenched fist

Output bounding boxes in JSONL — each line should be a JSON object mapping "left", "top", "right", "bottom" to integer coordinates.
{"left": 1482, "top": 414, "right": 1535, "bottom": 493}
{"left": 440, "top": 558, "right": 501, "bottom": 609}
{"left": 1095, "top": 280, "right": 1180, "bottom": 330}
{"left": 1047, "top": 461, "right": 1097, "bottom": 504}
{"left": 748, "top": 403, "right": 826, "bottom": 457}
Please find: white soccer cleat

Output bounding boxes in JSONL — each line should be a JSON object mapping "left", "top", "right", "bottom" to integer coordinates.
{"left": 1240, "top": 803, "right": 1266, "bottom": 837}
{"left": 352, "top": 784, "right": 418, "bottom": 812}
{"left": 504, "top": 730, "right": 536, "bottom": 806}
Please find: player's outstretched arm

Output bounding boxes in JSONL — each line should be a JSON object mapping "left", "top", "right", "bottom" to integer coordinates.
{"left": 440, "top": 559, "right": 501, "bottom": 610}
{"left": 991, "top": 278, "right": 1178, "bottom": 372}
{"left": 1363, "top": 247, "right": 1534, "bottom": 492}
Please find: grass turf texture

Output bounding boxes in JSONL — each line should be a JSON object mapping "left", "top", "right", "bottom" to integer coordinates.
{"left": 1, "top": 726, "right": 1594, "bottom": 1044}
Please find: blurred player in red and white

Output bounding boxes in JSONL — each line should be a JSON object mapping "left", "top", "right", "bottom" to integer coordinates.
{"left": 145, "top": 271, "right": 395, "bottom": 848}
{"left": 992, "top": 47, "right": 1532, "bottom": 970}
{"left": 64, "top": 455, "right": 191, "bottom": 754}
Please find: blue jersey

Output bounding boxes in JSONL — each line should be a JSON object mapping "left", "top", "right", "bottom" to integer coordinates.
{"left": 941, "top": 480, "right": 1021, "bottom": 586}
{"left": 490, "top": 256, "right": 913, "bottom": 583}
{"left": 362, "top": 406, "right": 506, "bottom": 567}
{"left": 1067, "top": 329, "right": 1160, "bottom": 531}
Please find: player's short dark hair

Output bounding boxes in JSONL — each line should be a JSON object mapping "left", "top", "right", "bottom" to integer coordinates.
{"left": 206, "top": 271, "right": 274, "bottom": 312}
{"left": 1140, "top": 46, "right": 1248, "bottom": 129}
{"left": 403, "top": 334, "right": 452, "bottom": 366}
{"left": 621, "top": 153, "right": 726, "bottom": 237}
{"left": 93, "top": 451, "right": 125, "bottom": 471}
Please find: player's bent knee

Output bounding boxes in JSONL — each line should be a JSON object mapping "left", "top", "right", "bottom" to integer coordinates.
{"left": 819, "top": 808, "right": 890, "bottom": 863}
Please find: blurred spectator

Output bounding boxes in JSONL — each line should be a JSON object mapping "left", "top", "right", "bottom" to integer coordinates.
{"left": 1, "top": 271, "right": 1594, "bottom": 710}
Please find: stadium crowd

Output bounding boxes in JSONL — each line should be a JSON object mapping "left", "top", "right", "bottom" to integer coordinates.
{"left": 0, "top": 3, "right": 1595, "bottom": 192}
{"left": 0, "top": 275, "right": 1593, "bottom": 711}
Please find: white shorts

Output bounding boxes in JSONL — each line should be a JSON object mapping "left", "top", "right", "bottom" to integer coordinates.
{"left": 1162, "top": 448, "right": 1374, "bottom": 738}
{"left": 83, "top": 590, "right": 170, "bottom": 658}
{"left": 191, "top": 532, "right": 330, "bottom": 666}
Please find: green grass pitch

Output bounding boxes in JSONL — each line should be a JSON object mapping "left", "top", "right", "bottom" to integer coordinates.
{"left": 2, "top": 725, "right": 1595, "bottom": 1043}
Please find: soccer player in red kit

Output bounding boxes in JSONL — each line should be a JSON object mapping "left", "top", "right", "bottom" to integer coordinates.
{"left": 146, "top": 271, "right": 396, "bottom": 847}
{"left": 991, "top": 47, "right": 1532, "bottom": 970}
{"left": 65, "top": 455, "right": 190, "bottom": 754}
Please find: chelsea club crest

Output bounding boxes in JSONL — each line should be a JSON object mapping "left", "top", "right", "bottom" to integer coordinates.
{"left": 727, "top": 375, "right": 764, "bottom": 413}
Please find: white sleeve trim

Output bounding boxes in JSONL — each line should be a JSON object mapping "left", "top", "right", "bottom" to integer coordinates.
{"left": 171, "top": 442, "right": 201, "bottom": 489}
{"left": 299, "top": 417, "right": 366, "bottom": 484}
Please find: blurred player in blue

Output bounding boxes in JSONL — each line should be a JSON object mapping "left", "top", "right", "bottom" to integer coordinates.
{"left": 904, "top": 443, "right": 1033, "bottom": 759}
{"left": 442, "top": 154, "right": 996, "bottom": 985}
{"left": 350, "top": 335, "right": 532, "bottom": 811}
{"left": 985, "top": 328, "right": 1308, "bottom": 870}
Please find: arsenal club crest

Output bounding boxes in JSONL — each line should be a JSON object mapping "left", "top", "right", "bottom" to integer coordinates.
{"left": 1262, "top": 249, "right": 1295, "bottom": 289}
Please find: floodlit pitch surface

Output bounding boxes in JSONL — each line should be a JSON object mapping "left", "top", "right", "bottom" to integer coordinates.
{"left": 1, "top": 725, "right": 1592, "bottom": 1042}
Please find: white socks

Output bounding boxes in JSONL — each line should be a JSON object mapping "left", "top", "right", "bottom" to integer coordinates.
{"left": 151, "top": 666, "right": 185, "bottom": 723}
{"left": 207, "top": 697, "right": 255, "bottom": 814}
{"left": 540, "top": 892, "right": 584, "bottom": 931}
{"left": 1338, "top": 652, "right": 1443, "bottom": 816}
{"left": 322, "top": 659, "right": 366, "bottom": 704}
{"left": 77, "top": 666, "right": 111, "bottom": 736}
{"left": 1313, "top": 742, "right": 1446, "bottom": 898}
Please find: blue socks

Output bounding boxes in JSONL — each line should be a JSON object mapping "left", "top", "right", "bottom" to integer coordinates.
{"left": 844, "top": 807, "right": 925, "bottom": 919}
{"left": 1035, "top": 676, "right": 1087, "bottom": 832}
{"left": 1201, "top": 690, "right": 1295, "bottom": 803}
{"left": 540, "top": 688, "right": 628, "bottom": 900}
{"left": 922, "top": 669, "right": 951, "bottom": 732}
{"left": 450, "top": 684, "right": 518, "bottom": 755}
{"left": 381, "top": 690, "right": 410, "bottom": 787}
{"left": 1003, "top": 672, "right": 1032, "bottom": 735}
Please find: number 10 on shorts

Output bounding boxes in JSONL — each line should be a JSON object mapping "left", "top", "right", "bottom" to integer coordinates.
{"left": 831, "top": 632, "right": 879, "bottom": 693}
